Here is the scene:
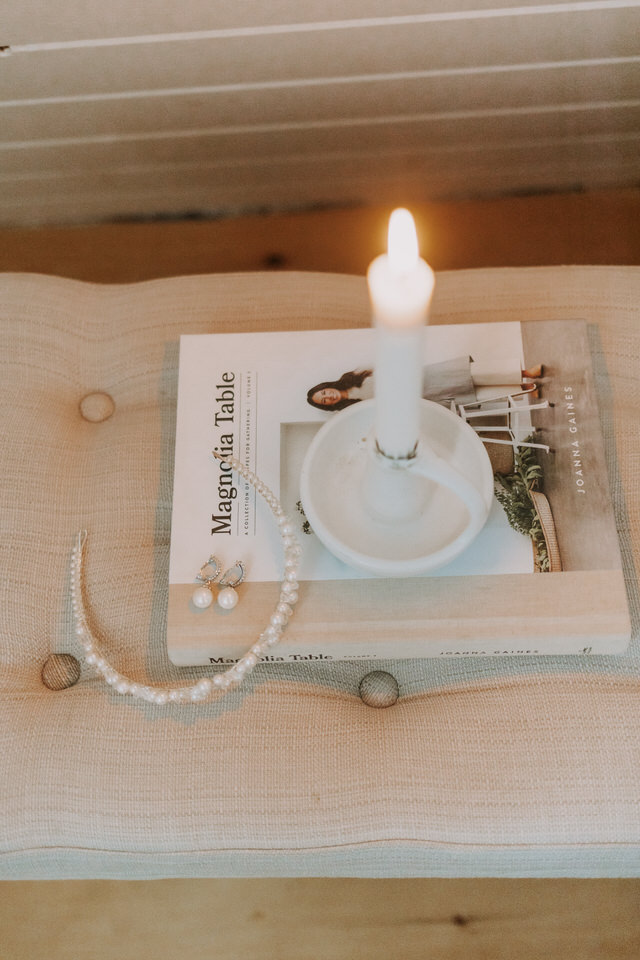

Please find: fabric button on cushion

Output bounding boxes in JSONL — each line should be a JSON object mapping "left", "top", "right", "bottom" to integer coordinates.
{"left": 359, "top": 671, "right": 400, "bottom": 708}
{"left": 79, "top": 392, "right": 115, "bottom": 422}
{"left": 41, "top": 654, "right": 81, "bottom": 690}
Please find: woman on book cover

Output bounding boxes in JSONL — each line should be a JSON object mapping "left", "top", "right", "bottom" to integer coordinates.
{"left": 307, "top": 357, "right": 542, "bottom": 411}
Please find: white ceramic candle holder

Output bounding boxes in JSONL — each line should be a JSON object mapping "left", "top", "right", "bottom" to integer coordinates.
{"left": 300, "top": 398, "right": 494, "bottom": 577}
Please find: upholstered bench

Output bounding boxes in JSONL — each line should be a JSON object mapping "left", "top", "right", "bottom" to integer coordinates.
{"left": 1, "top": 266, "right": 638, "bottom": 879}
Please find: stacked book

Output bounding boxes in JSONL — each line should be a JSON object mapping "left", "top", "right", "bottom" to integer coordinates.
{"left": 168, "top": 319, "right": 630, "bottom": 664}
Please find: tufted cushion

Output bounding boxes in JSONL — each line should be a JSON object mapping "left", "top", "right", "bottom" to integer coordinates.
{"left": 1, "top": 268, "right": 639, "bottom": 879}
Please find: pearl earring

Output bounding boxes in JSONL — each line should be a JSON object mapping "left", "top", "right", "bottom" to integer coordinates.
{"left": 191, "top": 556, "right": 221, "bottom": 609}
{"left": 216, "top": 561, "right": 246, "bottom": 610}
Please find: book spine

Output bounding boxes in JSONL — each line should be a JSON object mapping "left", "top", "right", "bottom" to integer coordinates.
{"left": 169, "top": 632, "right": 630, "bottom": 666}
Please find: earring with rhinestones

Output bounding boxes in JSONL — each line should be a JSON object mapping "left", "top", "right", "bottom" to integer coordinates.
{"left": 191, "top": 556, "right": 222, "bottom": 609}
{"left": 216, "top": 561, "right": 246, "bottom": 610}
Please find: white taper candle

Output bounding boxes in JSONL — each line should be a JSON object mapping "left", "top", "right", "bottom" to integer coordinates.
{"left": 367, "top": 209, "right": 435, "bottom": 459}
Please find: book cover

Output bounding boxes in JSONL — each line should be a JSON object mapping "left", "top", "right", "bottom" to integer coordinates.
{"left": 167, "top": 319, "right": 630, "bottom": 664}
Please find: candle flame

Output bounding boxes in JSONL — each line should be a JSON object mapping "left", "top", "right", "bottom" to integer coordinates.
{"left": 387, "top": 208, "right": 419, "bottom": 276}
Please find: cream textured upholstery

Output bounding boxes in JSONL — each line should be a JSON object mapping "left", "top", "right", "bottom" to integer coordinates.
{"left": 1, "top": 267, "right": 639, "bottom": 879}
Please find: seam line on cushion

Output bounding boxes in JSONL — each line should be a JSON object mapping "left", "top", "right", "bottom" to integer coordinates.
{"left": 3, "top": 837, "right": 640, "bottom": 859}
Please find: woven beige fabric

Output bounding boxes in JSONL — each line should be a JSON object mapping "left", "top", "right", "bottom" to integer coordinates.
{"left": 1, "top": 267, "right": 639, "bottom": 878}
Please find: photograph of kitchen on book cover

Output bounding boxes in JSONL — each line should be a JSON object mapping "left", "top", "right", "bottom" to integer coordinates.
{"left": 167, "top": 319, "right": 631, "bottom": 664}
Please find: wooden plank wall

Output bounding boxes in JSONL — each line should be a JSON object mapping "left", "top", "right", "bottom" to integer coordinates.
{"left": 2, "top": 2, "right": 639, "bottom": 227}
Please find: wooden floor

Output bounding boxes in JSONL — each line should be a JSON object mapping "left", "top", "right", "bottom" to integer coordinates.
{"left": 1, "top": 188, "right": 638, "bottom": 282}
{"left": 1, "top": 878, "right": 639, "bottom": 960}
{"left": 2, "top": 189, "right": 639, "bottom": 958}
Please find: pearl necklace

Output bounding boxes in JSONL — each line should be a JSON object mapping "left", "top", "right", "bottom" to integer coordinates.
{"left": 70, "top": 455, "right": 301, "bottom": 704}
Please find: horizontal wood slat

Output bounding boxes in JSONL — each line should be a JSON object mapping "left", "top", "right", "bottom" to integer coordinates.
{"left": 4, "top": 1, "right": 633, "bottom": 46}
{"left": 2, "top": 129, "right": 638, "bottom": 185}
{"left": 1, "top": 103, "right": 636, "bottom": 171}
{"left": 2, "top": 63, "right": 639, "bottom": 144}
